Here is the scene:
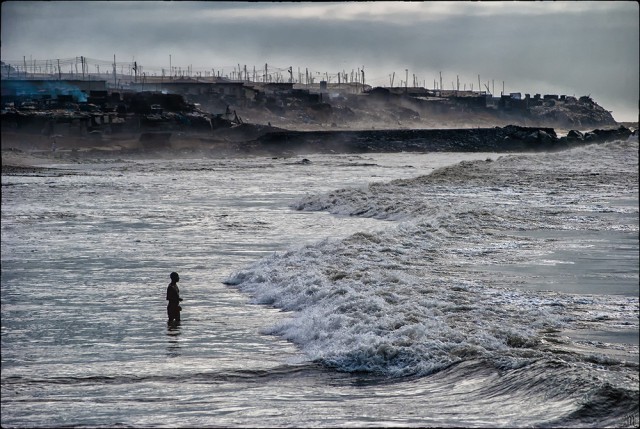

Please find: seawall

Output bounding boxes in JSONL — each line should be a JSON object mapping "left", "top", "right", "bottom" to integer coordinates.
{"left": 240, "top": 125, "right": 633, "bottom": 155}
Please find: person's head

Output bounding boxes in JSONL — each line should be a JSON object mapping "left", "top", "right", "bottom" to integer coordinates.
{"left": 170, "top": 272, "right": 180, "bottom": 283}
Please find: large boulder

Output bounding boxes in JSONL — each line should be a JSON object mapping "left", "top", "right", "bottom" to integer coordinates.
{"left": 584, "top": 126, "right": 632, "bottom": 142}
{"left": 566, "top": 130, "right": 584, "bottom": 141}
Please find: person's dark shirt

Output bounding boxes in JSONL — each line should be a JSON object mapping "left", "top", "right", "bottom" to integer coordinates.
{"left": 166, "top": 283, "right": 180, "bottom": 305}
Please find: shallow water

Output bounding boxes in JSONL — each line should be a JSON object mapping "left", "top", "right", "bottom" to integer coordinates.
{"left": 1, "top": 145, "right": 638, "bottom": 427}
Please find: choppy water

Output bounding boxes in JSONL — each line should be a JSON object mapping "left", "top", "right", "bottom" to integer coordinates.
{"left": 1, "top": 142, "right": 638, "bottom": 428}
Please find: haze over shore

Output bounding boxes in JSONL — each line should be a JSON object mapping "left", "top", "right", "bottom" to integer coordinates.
{"left": 2, "top": 1, "right": 638, "bottom": 122}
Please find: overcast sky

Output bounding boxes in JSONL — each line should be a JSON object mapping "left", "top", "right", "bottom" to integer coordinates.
{"left": 2, "top": 1, "right": 638, "bottom": 121}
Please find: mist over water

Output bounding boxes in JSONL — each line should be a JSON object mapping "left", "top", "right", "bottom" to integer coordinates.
{"left": 2, "top": 143, "right": 638, "bottom": 427}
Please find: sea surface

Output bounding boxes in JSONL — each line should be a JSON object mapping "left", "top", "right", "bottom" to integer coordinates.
{"left": 1, "top": 140, "right": 638, "bottom": 428}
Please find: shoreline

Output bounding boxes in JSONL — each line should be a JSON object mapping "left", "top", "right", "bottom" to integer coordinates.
{"left": 2, "top": 124, "right": 636, "bottom": 172}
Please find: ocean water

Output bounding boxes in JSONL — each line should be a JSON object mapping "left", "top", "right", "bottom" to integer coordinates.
{"left": 1, "top": 141, "right": 638, "bottom": 428}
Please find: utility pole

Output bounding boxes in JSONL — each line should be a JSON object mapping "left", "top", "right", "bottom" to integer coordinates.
{"left": 439, "top": 71, "right": 443, "bottom": 95}
{"left": 478, "top": 74, "right": 481, "bottom": 94}
{"left": 57, "top": 59, "right": 61, "bottom": 80}
{"left": 405, "top": 69, "right": 408, "bottom": 93}
{"left": 113, "top": 55, "right": 117, "bottom": 87}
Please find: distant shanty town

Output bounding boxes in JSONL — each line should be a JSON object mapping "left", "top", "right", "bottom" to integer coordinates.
{"left": 0, "top": 57, "right": 627, "bottom": 154}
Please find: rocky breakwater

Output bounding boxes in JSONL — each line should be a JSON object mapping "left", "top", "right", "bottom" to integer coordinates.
{"left": 238, "top": 125, "right": 633, "bottom": 156}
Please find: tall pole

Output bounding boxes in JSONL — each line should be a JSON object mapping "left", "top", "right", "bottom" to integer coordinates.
{"left": 113, "top": 54, "right": 117, "bottom": 88}
{"left": 405, "top": 69, "right": 408, "bottom": 93}
{"left": 57, "top": 59, "right": 61, "bottom": 80}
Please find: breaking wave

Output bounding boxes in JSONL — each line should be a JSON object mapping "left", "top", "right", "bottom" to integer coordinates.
{"left": 225, "top": 139, "right": 639, "bottom": 424}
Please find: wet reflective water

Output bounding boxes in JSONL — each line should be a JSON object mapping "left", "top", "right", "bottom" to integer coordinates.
{"left": 2, "top": 146, "right": 638, "bottom": 427}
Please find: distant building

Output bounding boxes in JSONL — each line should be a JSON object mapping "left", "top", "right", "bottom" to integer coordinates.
{"left": 263, "top": 82, "right": 294, "bottom": 95}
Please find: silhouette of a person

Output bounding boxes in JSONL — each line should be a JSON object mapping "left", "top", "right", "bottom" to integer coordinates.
{"left": 166, "top": 272, "right": 183, "bottom": 324}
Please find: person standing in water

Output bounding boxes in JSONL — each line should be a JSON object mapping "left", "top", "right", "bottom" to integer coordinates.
{"left": 166, "top": 272, "right": 183, "bottom": 324}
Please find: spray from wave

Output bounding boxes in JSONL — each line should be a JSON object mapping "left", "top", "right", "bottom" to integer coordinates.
{"left": 227, "top": 140, "right": 637, "bottom": 375}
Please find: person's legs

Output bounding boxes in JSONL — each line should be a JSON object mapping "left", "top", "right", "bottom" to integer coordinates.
{"left": 168, "top": 304, "right": 180, "bottom": 323}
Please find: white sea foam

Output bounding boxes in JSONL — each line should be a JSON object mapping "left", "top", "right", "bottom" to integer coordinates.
{"left": 227, "top": 140, "right": 639, "bottom": 376}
